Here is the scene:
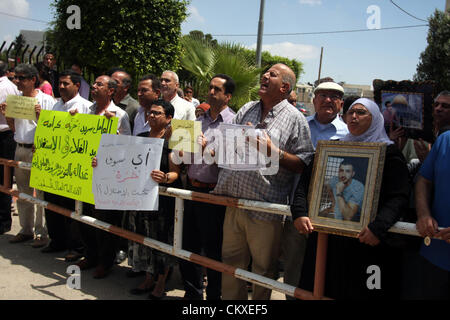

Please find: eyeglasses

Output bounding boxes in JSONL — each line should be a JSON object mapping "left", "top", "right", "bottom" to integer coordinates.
{"left": 14, "top": 75, "right": 31, "bottom": 81}
{"left": 317, "top": 93, "right": 342, "bottom": 101}
{"left": 434, "top": 102, "right": 450, "bottom": 109}
{"left": 92, "top": 82, "right": 105, "bottom": 87}
{"left": 146, "top": 110, "right": 165, "bottom": 117}
{"left": 347, "top": 109, "right": 369, "bottom": 116}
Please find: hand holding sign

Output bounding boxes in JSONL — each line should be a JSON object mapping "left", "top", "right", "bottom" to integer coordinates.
{"left": 5, "top": 95, "right": 38, "bottom": 121}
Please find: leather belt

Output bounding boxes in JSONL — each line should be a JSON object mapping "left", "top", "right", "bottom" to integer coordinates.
{"left": 17, "top": 143, "right": 33, "bottom": 148}
{"left": 189, "top": 178, "right": 216, "bottom": 189}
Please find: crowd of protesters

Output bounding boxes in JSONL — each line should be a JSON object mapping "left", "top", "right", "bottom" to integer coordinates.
{"left": 0, "top": 52, "right": 448, "bottom": 300}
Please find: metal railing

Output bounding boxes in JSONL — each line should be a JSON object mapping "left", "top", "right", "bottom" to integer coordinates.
{"left": 0, "top": 158, "right": 433, "bottom": 300}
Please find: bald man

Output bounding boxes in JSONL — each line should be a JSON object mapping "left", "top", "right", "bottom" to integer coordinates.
{"left": 213, "top": 64, "right": 314, "bottom": 300}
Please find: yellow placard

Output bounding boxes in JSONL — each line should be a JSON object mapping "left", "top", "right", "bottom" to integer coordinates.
{"left": 169, "top": 119, "right": 201, "bottom": 153}
{"left": 30, "top": 110, "right": 118, "bottom": 204}
{"left": 5, "top": 95, "right": 38, "bottom": 121}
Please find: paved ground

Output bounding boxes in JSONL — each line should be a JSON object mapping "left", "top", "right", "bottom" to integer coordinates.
{"left": 0, "top": 201, "right": 285, "bottom": 300}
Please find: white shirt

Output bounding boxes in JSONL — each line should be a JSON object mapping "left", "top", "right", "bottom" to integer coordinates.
{"left": 191, "top": 97, "right": 200, "bottom": 108}
{"left": 133, "top": 106, "right": 149, "bottom": 136}
{"left": 52, "top": 93, "right": 91, "bottom": 114}
{"left": 89, "top": 100, "right": 131, "bottom": 136}
{"left": 0, "top": 76, "right": 20, "bottom": 132}
{"left": 170, "top": 94, "right": 196, "bottom": 120}
{"left": 14, "top": 90, "right": 56, "bottom": 144}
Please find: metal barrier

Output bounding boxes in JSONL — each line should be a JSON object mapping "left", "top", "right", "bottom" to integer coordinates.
{"left": 0, "top": 158, "right": 436, "bottom": 300}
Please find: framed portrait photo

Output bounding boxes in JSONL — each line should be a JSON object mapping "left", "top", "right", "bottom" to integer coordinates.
{"left": 381, "top": 91, "right": 424, "bottom": 130}
{"left": 308, "top": 141, "right": 387, "bottom": 238}
{"left": 373, "top": 79, "right": 436, "bottom": 143}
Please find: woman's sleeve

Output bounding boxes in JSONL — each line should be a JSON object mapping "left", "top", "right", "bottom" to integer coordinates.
{"left": 368, "top": 146, "right": 410, "bottom": 241}
{"left": 290, "top": 157, "right": 314, "bottom": 220}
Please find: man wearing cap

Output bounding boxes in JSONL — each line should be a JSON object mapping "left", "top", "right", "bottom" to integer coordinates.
{"left": 306, "top": 81, "right": 348, "bottom": 148}
{"left": 195, "top": 103, "right": 210, "bottom": 119}
{"left": 281, "top": 81, "right": 348, "bottom": 299}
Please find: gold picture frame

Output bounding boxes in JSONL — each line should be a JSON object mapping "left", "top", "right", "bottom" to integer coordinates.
{"left": 308, "top": 141, "right": 387, "bottom": 238}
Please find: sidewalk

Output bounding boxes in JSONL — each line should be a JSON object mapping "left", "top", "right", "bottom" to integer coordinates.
{"left": 0, "top": 203, "right": 285, "bottom": 300}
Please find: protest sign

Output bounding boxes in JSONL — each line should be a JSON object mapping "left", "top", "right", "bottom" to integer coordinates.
{"left": 93, "top": 134, "right": 164, "bottom": 210}
{"left": 30, "top": 110, "right": 118, "bottom": 204}
{"left": 216, "top": 123, "right": 272, "bottom": 171}
{"left": 169, "top": 119, "right": 201, "bottom": 153}
{"left": 5, "top": 95, "right": 38, "bottom": 120}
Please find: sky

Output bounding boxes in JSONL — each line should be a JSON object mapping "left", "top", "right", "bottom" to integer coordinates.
{"left": 0, "top": 0, "right": 446, "bottom": 86}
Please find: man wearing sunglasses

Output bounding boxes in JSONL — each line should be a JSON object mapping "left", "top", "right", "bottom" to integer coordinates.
{"left": 1, "top": 63, "right": 56, "bottom": 246}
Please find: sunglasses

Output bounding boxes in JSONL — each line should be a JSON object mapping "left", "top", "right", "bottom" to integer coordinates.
{"left": 146, "top": 110, "right": 165, "bottom": 116}
{"left": 14, "top": 75, "right": 32, "bottom": 81}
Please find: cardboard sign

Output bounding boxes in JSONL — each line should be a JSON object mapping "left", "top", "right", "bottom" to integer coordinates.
{"left": 93, "top": 134, "right": 164, "bottom": 210}
{"left": 5, "top": 95, "right": 37, "bottom": 120}
{"left": 169, "top": 119, "right": 201, "bottom": 153}
{"left": 30, "top": 110, "right": 118, "bottom": 204}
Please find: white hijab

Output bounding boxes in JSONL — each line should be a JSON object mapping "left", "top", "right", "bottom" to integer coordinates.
{"left": 342, "top": 98, "right": 394, "bottom": 145}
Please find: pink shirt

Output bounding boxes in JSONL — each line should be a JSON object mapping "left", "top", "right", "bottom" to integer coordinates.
{"left": 39, "top": 82, "right": 53, "bottom": 97}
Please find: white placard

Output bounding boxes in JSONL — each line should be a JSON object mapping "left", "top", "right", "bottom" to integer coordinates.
{"left": 93, "top": 134, "right": 164, "bottom": 210}
{"left": 216, "top": 123, "right": 269, "bottom": 171}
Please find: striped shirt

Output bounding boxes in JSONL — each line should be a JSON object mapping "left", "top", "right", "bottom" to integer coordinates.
{"left": 212, "top": 99, "right": 314, "bottom": 221}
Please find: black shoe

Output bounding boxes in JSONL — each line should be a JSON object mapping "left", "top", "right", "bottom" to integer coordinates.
{"left": 148, "top": 292, "right": 166, "bottom": 300}
{"left": 114, "top": 250, "right": 127, "bottom": 264}
{"left": 130, "top": 285, "right": 155, "bottom": 295}
{"left": 0, "top": 224, "right": 11, "bottom": 235}
{"left": 183, "top": 292, "right": 203, "bottom": 300}
{"left": 126, "top": 270, "right": 146, "bottom": 278}
{"left": 41, "top": 243, "right": 65, "bottom": 253}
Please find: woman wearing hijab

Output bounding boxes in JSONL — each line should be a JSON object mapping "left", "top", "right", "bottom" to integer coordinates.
{"left": 291, "top": 98, "right": 410, "bottom": 299}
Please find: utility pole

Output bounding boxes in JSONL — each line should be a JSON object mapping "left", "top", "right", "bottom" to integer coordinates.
{"left": 446, "top": 0, "right": 450, "bottom": 17}
{"left": 255, "top": 0, "right": 265, "bottom": 67}
{"left": 317, "top": 47, "right": 324, "bottom": 85}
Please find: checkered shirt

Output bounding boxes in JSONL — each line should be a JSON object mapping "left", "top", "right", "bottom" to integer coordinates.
{"left": 212, "top": 99, "right": 314, "bottom": 221}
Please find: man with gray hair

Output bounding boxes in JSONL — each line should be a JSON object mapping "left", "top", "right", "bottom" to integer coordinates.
{"left": 160, "top": 70, "right": 195, "bottom": 121}
{"left": 0, "top": 63, "right": 55, "bottom": 246}
{"left": 76, "top": 74, "right": 130, "bottom": 279}
{"left": 0, "top": 61, "right": 20, "bottom": 234}
{"left": 110, "top": 69, "right": 140, "bottom": 133}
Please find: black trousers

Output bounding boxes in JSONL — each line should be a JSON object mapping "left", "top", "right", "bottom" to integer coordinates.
{"left": 44, "top": 192, "right": 84, "bottom": 250}
{"left": 179, "top": 184, "right": 226, "bottom": 300}
{"left": 0, "top": 131, "right": 16, "bottom": 232}
{"left": 79, "top": 203, "right": 121, "bottom": 268}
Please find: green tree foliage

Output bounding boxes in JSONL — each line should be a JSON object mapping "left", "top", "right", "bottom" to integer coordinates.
{"left": 48, "top": 0, "right": 188, "bottom": 83}
{"left": 414, "top": 9, "right": 450, "bottom": 93}
{"left": 180, "top": 33, "right": 304, "bottom": 110}
{"left": 180, "top": 35, "right": 261, "bottom": 111}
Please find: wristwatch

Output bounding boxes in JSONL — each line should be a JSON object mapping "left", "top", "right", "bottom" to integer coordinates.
{"left": 279, "top": 149, "right": 285, "bottom": 160}
{"left": 336, "top": 192, "right": 343, "bottom": 198}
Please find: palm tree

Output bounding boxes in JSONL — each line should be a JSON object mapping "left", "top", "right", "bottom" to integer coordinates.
{"left": 180, "top": 36, "right": 261, "bottom": 111}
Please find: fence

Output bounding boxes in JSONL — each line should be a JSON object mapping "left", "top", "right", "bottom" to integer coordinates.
{"left": 0, "top": 157, "right": 436, "bottom": 300}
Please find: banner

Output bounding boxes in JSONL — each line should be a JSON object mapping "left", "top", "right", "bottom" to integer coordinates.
{"left": 93, "top": 134, "right": 164, "bottom": 210}
{"left": 5, "top": 95, "right": 38, "bottom": 120}
{"left": 30, "top": 110, "right": 118, "bottom": 204}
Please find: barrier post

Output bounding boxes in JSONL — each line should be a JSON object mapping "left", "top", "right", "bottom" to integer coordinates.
{"left": 313, "top": 232, "right": 328, "bottom": 298}
{"left": 173, "top": 197, "right": 184, "bottom": 252}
